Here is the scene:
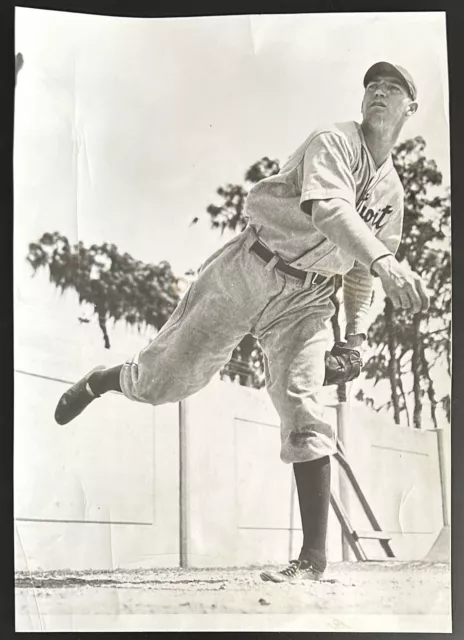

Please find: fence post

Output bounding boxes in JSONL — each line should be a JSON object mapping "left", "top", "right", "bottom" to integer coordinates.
{"left": 179, "top": 399, "right": 190, "bottom": 568}
{"left": 436, "top": 427, "right": 450, "bottom": 528}
{"left": 336, "top": 383, "right": 352, "bottom": 561}
{"left": 424, "top": 426, "right": 451, "bottom": 562}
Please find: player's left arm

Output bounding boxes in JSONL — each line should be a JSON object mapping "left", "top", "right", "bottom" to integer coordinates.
{"left": 343, "top": 262, "right": 374, "bottom": 347}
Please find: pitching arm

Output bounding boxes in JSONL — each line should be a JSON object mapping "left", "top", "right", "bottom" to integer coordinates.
{"left": 309, "top": 198, "right": 393, "bottom": 273}
{"left": 298, "top": 131, "right": 394, "bottom": 272}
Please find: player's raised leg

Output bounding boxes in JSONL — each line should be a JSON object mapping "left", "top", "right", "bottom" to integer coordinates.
{"left": 54, "top": 228, "right": 283, "bottom": 425}
{"left": 54, "top": 364, "right": 126, "bottom": 425}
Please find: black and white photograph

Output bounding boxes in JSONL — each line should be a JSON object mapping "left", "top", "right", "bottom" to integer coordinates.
{"left": 13, "top": 8, "right": 451, "bottom": 633}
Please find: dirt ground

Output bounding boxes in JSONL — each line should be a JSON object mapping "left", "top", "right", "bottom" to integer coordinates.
{"left": 15, "top": 561, "right": 451, "bottom": 632}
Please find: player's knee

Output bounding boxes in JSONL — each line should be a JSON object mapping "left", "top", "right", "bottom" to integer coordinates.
{"left": 122, "top": 368, "right": 170, "bottom": 405}
{"left": 280, "top": 427, "right": 336, "bottom": 464}
{"left": 133, "top": 369, "right": 212, "bottom": 406}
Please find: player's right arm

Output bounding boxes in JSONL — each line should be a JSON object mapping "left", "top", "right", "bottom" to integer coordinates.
{"left": 298, "top": 128, "right": 428, "bottom": 313}
{"left": 310, "top": 198, "right": 428, "bottom": 314}
{"left": 370, "top": 254, "right": 429, "bottom": 313}
{"left": 310, "top": 198, "right": 392, "bottom": 272}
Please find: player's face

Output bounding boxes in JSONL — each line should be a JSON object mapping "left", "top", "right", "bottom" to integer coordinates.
{"left": 361, "top": 75, "right": 416, "bottom": 129}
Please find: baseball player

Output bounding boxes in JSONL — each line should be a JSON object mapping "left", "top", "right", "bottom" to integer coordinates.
{"left": 55, "top": 61, "right": 429, "bottom": 582}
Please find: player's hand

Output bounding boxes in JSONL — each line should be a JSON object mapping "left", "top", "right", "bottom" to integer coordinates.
{"left": 372, "top": 255, "right": 429, "bottom": 314}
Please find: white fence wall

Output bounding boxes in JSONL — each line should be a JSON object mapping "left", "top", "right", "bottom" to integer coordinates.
{"left": 337, "top": 402, "right": 445, "bottom": 561}
{"left": 14, "top": 371, "right": 446, "bottom": 572}
{"left": 14, "top": 372, "right": 179, "bottom": 571}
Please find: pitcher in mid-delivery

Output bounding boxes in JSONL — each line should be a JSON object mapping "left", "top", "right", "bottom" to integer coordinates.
{"left": 55, "top": 62, "right": 429, "bottom": 582}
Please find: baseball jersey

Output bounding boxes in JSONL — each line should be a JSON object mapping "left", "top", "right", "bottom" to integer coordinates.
{"left": 244, "top": 121, "right": 405, "bottom": 336}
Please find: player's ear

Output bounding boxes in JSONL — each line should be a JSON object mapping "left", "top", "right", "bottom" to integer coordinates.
{"left": 406, "top": 101, "right": 418, "bottom": 117}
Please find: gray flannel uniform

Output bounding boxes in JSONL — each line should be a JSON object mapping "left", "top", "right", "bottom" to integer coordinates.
{"left": 120, "top": 121, "right": 404, "bottom": 463}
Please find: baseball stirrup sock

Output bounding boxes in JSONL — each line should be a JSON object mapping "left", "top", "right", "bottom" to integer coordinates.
{"left": 293, "top": 456, "right": 331, "bottom": 573}
{"left": 88, "top": 364, "right": 123, "bottom": 395}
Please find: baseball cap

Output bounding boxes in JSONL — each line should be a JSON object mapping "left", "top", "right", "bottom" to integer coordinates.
{"left": 363, "top": 62, "right": 417, "bottom": 100}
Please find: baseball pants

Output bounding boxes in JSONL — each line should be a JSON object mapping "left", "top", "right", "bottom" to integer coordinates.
{"left": 120, "top": 226, "right": 337, "bottom": 463}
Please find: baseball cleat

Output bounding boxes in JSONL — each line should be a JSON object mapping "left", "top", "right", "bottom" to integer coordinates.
{"left": 54, "top": 365, "right": 105, "bottom": 425}
{"left": 260, "top": 559, "right": 325, "bottom": 583}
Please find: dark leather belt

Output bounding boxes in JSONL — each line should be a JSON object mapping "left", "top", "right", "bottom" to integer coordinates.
{"left": 251, "top": 240, "right": 328, "bottom": 286}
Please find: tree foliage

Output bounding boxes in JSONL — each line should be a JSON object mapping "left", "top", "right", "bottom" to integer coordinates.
{"left": 206, "top": 157, "right": 281, "bottom": 235}
{"left": 363, "top": 137, "right": 451, "bottom": 427}
{"left": 26, "top": 232, "right": 180, "bottom": 349}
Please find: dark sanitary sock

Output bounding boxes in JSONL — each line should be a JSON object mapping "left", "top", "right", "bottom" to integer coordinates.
{"left": 88, "top": 364, "right": 123, "bottom": 396}
{"left": 293, "top": 455, "right": 331, "bottom": 573}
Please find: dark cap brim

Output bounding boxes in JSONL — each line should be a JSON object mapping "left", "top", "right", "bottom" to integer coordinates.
{"left": 364, "top": 62, "right": 417, "bottom": 100}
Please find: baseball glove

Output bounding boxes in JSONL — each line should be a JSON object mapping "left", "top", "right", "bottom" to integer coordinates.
{"left": 323, "top": 341, "right": 363, "bottom": 386}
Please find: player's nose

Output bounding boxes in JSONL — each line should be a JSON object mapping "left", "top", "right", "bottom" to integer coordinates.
{"left": 374, "top": 85, "right": 387, "bottom": 97}
{"left": 374, "top": 83, "right": 388, "bottom": 98}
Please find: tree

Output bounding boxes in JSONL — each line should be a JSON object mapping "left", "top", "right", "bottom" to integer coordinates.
{"left": 206, "top": 157, "right": 280, "bottom": 235}
{"left": 221, "top": 333, "right": 266, "bottom": 389}
{"left": 363, "top": 137, "right": 451, "bottom": 427}
{"left": 26, "top": 232, "right": 181, "bottom": 349}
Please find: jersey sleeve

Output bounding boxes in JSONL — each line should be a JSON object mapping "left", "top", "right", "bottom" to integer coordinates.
{"left": 370, "top": 187, "right": 404, "bottom": 274}
{"left": 376, "top": 190, "right": 404, "bottom": 254}
{"left": 343, "top": 262, "right": 375, "bottom": 338}
{"left": 343, "top": 189, "right": 405, "bottom": 336}
{"left": 299, "top": 130, "right": 356, "bottom": 211}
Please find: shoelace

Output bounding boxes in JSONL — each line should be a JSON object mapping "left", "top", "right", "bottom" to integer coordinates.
{"left": 281, "top": 560, "right": 301, "bottom": 576}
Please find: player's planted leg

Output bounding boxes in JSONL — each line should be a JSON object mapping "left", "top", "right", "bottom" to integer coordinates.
{"left": 294, "top": 455, "right": 331, "bottom": 571}
{"left": 260, "top": 456, "right": 331, "bottom": 582}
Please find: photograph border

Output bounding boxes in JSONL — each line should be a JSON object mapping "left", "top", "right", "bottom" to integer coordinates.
{"left": 2, "top": 1, "right": 463, "bottom": 637}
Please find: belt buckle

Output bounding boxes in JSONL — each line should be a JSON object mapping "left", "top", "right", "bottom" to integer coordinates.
{"left": 305, "top": 271, "right": 326, "bottom": 287}
{"left": 265, "top": 253, "right": 280, "bottom": 272}
{"left": 304, "top": 271, "right": 314, "bottom": 287}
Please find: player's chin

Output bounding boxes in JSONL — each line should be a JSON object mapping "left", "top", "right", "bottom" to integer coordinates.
{"left": 365, "top": 108, "right": 389, "bottom": 122}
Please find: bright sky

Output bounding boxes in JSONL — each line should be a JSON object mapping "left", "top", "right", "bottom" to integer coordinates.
{"left": 14, "top": 9, "right": 449, "bottom": 279}
{"left": 13, "top": 9, "right": 450, "bottom": 428}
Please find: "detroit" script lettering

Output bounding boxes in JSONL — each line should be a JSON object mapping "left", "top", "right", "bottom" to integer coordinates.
{"left": 358, "top": 203, "right": 393, "bottom": 230}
